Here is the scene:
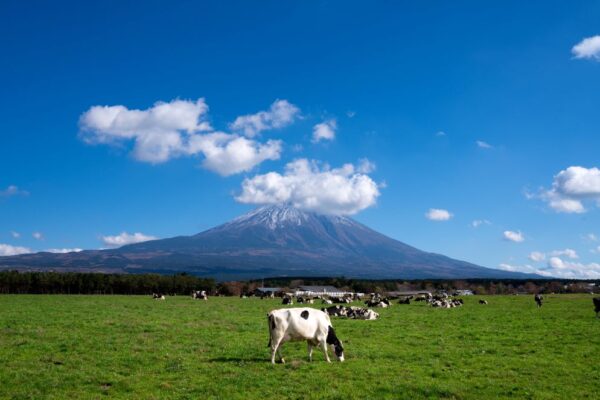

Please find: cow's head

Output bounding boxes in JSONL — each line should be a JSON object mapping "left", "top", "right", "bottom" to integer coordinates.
{"left": 326, "top": 326, "right": 344, "bottom": 362}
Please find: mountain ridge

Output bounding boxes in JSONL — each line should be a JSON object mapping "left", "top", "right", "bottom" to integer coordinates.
{"left": 0, "top": 205, "right": 540, "bottom": 280}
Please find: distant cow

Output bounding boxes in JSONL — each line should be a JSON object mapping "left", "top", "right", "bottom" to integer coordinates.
{"left": 534, "top": 294, "right": 543, "bottom": 308}
{"left": 479, "top": 299, "right": 488, "bottom": 305}
{"left": 152, "top": 293, "right": 165, "bottom": 300}
{"left": 398, "top": 297, "right": 411, "bottom": 305}
{"left": 593, "top": 297, "right": 600, "bottom": 318}
{"left": 322, "top": 305, "right": 347, "bottom": 317}
{"left": 192, "top": 290, "right": 208, "bottom": 300}
{"left": 365, "top": 298, "right": 391, "bottom": 308}
{"left": 321, "top": 298, "right": 333, "bottom": 305}
{"left": 267, "top": 308, "right": 344, "bottom": 364}
{"left": 282, "top": 296, "right": 293, "bottom": 305}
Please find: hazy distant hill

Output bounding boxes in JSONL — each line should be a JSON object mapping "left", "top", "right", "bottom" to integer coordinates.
{"left": 0, "top": 205, "right": 539, "bottom": 280}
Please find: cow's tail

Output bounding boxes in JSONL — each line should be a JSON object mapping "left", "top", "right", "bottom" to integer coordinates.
{"left": 267, "top": 313, "right": 276, "bottom": 347}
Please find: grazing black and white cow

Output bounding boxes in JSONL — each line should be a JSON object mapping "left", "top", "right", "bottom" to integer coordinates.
{"left": 267, "top": 308, "right": 344, "bottom": 364}
{"left": 534, "top": 294, "right": 543, "bottom": 308}
{"left": 593, "top": 297, "right": 600, "bottom": 318}
{"left": 479, "top": 299, "right": 488, "bottom": 305}
{"left": 152, "top": 293, "right": 165, "bottom": 300}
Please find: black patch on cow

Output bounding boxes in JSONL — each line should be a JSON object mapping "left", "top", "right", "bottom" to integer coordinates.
{"left": 300, "top": 310, "right": 309, "bottom": 320}
{"left": 593, "top": 297, "right": 600, "bottom": 314}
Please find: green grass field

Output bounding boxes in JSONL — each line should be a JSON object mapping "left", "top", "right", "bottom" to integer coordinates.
{"left": 0, "top": 294, "right": 598, "bottom": 399}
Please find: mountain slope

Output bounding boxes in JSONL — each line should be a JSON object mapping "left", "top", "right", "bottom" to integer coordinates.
{"left": 0, "top": 205, "right": 538, "bottom": 279}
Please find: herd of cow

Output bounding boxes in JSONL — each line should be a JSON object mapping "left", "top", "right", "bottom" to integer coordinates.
{"left": 150, "top": 290, "right": 600, "bottom": 364}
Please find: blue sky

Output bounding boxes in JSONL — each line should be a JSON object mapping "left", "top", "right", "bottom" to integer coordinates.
{"left": 2, "top": 1, "right": 600, "bottom": 278}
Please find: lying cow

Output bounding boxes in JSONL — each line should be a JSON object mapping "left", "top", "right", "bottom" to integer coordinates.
{"left": 282, "top": 296, "right": 293, "bottom": 305}
{"left": 322, "top": 305, "right": 347, "bottom": 317}
{"left": 152, "top": 293, "right": 165, "bottom": 300}
{"left": 534, "top": 294, "right": 543, "bottom": 308}
{"left": 479, "top": 299, "right": 488, "bottom": 305}
{"left": 365, "top": 298, "right": 391, "bottom": 308}
{"left": 267, "top": 308, "right": 344, "bottom": 364}
{"left": 593, "top": 297, "right": 600, "bottom": 318}
{"left": 398, "top": 297, "right": 411, "bottom": 305}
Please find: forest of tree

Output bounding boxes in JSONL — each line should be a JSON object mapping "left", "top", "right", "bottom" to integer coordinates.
{"left": 0, "top": 270, "right": 597, "bottom": 295}
{"left": 0, "top": 271, "right": 215, "bottom": 295}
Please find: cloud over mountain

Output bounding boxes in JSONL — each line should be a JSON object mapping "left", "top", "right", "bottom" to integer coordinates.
{"left": 101, "top": 232, "right": 157, "bottom": 247}
{"left": 0, "top": 244, "right": 31, "bottom": 256}
{"left": 236, "top": 158, "right": 380, "bottom": 215}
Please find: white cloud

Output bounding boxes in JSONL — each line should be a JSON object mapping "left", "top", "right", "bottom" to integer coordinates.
{"left": 80, "top": 98, "right": 282, "bottom": 174}
{"left": 45, "top": 248, "right": 83, "bottom": 254}
{"left": 32, "top": 232, "right": 44, "bottom": 241}
{"left": 187, "top": 132, "right": 282, "bottom": 176}
{"left": 545, "top": 257, "right": 600, "bottom": 279}
{"left": 346, "top": 111, "right": 356, "bottom": 118}
{"left": 10, "top": 231, "right": 20, "bottom": 239}
{"left": 572, "top": 35, "right": 600, "bottom": 60}
{"left": 80, "top": 98, "right": 211, "bottom": 163}
{"left": 436, "top": 131, "right": 446, "bottom": 137}
{"left": 471, "top": 219, "right": 491, "bottom": 228}
{"left": 503, "top": 230, "right": 524, "bottom": 243}
{"left": 528, "top": 251, "right": 546, "bottom": 262}
{"left": 539, "top": 166, "right": 600, "bottom": 213}
{"left": 585, "top": 233, "right": 598, "bottom": 242}
{"left": 101, "top": 232, "right": 157, "bottom": 248}
{"left": 236, "top": 158, "right": 381, "bottom": 215}
{"left": 357, "top": 158, "right": 376, "bottom": 174}
{"left": 425, "top": 209, "right": 453, "bottom": 221}
{"left": 230, "top": 100, "right": 300, "bottom": 138}
{"left": 498, "top": 263, "right": 537, "bottom": 274}
{"left": 312, "top": 119, "right": 337, "bottom": 143}
{"left": 500, "top": 258, "right": 600, "bottom": 279}
{"left": 0, "top": 244, "right": 32, "bottom": 256}
{"left": 476, "top": 140, "right": 492, "bottom": 149}
{"left": 549, "top": 248, "right": 578, "bottom": 259}
{"left": 0, "top": 185, "right": 28, "bottom": 197}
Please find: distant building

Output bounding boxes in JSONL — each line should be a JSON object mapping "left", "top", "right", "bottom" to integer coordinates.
{"left": 254, "top": 287, "right": 281, "bottom": 296}
{"left": 295, "top": 285, "right": 349, "bottom": 297}
{"left": 386, "top": 290, "right": 432, "bottom": 297}
{"left": 453, "top": 289, "right": 474, "bottom": 296}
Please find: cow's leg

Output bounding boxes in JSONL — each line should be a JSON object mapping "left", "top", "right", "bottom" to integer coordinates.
{"left": 307, "top": 342, "right": 314, "bottom": 362}
{"left": 271, "top": 337, "right": 284, "bottom": 364}
{"left": 319, "top": 340, "right": 331, "bottom": 363}
{"left": 276, "top": 343, "right": 285, "bottom": 364}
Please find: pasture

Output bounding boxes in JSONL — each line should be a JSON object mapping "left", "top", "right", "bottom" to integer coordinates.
{"left": 0, "top": 294, "right": 598, "bottom": 399}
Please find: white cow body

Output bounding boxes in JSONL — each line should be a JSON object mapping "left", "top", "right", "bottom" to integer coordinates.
{"left": 267, "top": 308, "right": 344, "bottom": 364}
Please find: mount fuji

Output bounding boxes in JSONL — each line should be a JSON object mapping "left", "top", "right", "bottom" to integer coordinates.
{"left": 0, "top": 205, "right": 538, "bottom": 280}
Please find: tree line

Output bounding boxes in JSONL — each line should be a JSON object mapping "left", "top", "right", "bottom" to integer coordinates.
{"left": 0, "top": 271, "right": 215, "bottom": 295}
{"left": 0, "top": 270, "right": 596, "bottom": 295}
